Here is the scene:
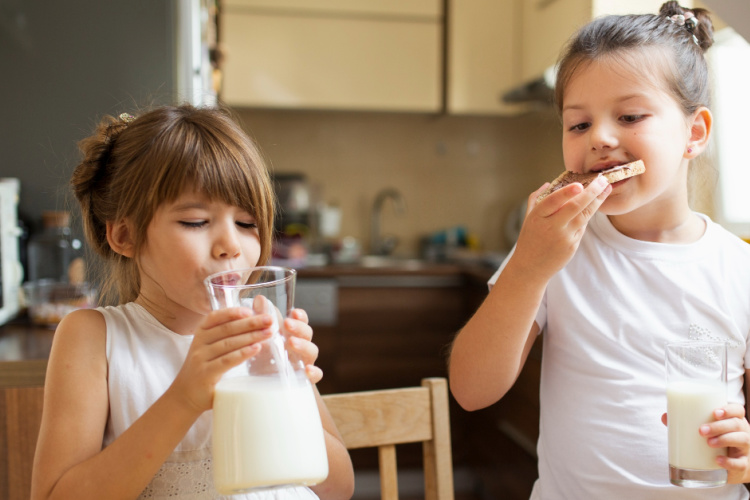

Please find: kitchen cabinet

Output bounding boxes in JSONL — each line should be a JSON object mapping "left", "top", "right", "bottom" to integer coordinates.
{"left": 298, "top": 269, "right": 469, "bottom": 395}
{"left": 220, "top": 0, "right": 442, "bottom": 112}
{"left": 332, "top": 277, "right": 466, "bottom": 392}
{"left": 0, "top": 324, "right": 53, "bottom": 500}
{"left": 446, "top": 0, "right": 526, "bottom": 115}
{"left": 520, "top": 0, "right": 694, "bottom": 83}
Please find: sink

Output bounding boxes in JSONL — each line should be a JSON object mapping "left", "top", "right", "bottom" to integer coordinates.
{"left": 357, "top": 255, "right": 428, "bottom": 270}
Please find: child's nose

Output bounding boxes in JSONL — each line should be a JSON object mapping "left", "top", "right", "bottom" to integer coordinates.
{"left": 589, "top": 122, "right": 619, "bottom": 151}
{"left": 214, "top": 229, "right": 241, "bottom": 259}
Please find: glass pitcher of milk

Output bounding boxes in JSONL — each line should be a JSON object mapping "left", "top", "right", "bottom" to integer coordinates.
{"left": 205, "top": 267, "right": 329, "bottom": 495}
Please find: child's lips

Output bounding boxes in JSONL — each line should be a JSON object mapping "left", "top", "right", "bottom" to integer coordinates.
{"left": 211, "top": 272, "right": 241, "bottom": 286}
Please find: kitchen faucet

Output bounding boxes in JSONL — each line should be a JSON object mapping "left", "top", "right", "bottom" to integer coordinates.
{"left": 370, "top": 188, "right": 406, "bottom": 256}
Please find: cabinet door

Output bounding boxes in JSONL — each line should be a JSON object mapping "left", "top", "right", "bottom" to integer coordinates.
{"left": 447, "top": 0, "right": 525, "bottom": 115}
{"left": 221, "top": 1, "right": 442, "bottom": 111}
{"left": 520, "top": 0, "right": 692, "bottom": 84}
{"left": 520, "top": 0, "right": 590, "bottom": 83}
{"left": 0, "top": 386, "right": 44, "bottom": 500}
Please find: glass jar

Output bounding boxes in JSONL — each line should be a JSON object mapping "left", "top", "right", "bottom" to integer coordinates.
{"left": 27, "top": 211, "right": 82, "bottom": 283}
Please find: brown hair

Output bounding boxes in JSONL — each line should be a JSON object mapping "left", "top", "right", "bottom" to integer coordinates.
{"left": 555, "top": 1, "right": 715, "bottom": 116}
{"left": 71, "top": 104, "right": 275, "bottom": 304}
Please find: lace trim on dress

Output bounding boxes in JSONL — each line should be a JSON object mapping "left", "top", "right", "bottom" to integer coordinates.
{"left": 137, "top": 450, "right": 213, "bottom": 500}
{"left": 137, "top": 449, "right": 319, "bottom": 500}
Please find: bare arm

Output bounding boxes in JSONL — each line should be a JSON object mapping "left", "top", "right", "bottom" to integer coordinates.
{"left": 449, "top": 259, "right": 544, "bottom": 411}
{"left": 449, "top": 177, "right": 611, "bottom": 411}
{"left": 311, "top": 386, "right": 355, "bottom": 500}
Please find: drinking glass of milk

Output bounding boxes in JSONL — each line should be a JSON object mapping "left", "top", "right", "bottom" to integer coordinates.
{"left": 204, "top": 266, "right": 329, "bottom": 495}
{"left": 665, "top": 340, "right": 727, "bottom": 488}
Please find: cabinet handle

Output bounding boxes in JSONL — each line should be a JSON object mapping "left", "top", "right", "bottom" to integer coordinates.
{"left": 536, "top": 0, "right": 560, "bottom": 9}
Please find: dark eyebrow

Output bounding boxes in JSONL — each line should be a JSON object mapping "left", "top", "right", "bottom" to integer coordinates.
{"left": 169, "top": 201, "right": 209, "bottom": 212}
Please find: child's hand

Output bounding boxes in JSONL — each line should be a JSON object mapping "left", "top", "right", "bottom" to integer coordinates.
{"left": 170, "top": 307, "right": 273, "bottom": 415}
{"left": 514, "top": 176, "right": 611, "bottom": 281}
{"left": 284, "top": 308, "right": 324, "bottom": 384}
{"left": 699, "top": 404, "right": 750, "bottom": 483}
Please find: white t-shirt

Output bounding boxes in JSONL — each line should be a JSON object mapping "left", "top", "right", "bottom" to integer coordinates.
{"left": 100, "top": 302, "right": 319, "bottom": 500}
{"left": 489, "top": 212, "right": 750, "bottom": 499}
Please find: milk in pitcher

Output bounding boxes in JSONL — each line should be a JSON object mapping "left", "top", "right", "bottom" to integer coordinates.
{"left": 212, "top": 374, "right": 329, "bottom": 494}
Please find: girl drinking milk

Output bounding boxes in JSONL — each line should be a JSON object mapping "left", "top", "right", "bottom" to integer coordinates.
{"left": 450, "top": 2, "right": 750, "bottom": 498}
{"left": 30, "top": 104, "right": 355, "bottom": 500}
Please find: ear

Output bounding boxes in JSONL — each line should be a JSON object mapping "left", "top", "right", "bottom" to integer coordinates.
{"left": 685, "top": 107, "right": 712, "bottom": 159}
{"left": 106, "top": 219, "right": 135, "bottom": 258}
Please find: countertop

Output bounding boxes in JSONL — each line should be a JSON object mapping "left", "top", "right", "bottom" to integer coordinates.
{"left": 0, "top": 317, "right": 53, "bottom": 387}
{"left": 297, "top": 262, "right": 463, "bottom": 277}
{"left": 297, "top": 261, "right": 495, "bottom": 285}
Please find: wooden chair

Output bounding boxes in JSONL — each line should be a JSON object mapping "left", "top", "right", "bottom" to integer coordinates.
{"left": 322, "top": 377, "right": 455, "bottom": 500}
{"left": 0, "top": 360, "right": 46, "bottom": 500}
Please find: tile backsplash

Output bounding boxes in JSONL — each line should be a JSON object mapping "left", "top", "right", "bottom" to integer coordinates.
{"left": 235, "top": 108, "right": 566, "bottom": 255}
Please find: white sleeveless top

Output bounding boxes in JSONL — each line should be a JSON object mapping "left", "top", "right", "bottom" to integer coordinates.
{"left": 100, "top": 302, "right": 319, "bottom": 500}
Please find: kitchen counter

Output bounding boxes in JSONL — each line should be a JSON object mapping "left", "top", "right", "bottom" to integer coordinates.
{"left": 0, "top": 318, "right": 53, "bottom": 387}
{"left": 297, "top": 261, "right": 463, "bottom": 277}
{"left": 298, "top": 260, "right": 494, "bottom": 285}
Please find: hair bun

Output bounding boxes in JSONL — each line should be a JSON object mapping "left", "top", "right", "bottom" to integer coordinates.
{"left": 659, "top": 1, "right": 714, "bottom": 52}
{"left": 71, "top": 112, "right": 134, "bottom": 260}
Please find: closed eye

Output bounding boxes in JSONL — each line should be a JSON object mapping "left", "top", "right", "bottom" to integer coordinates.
{"left": 179, "top": 220, "right": 206, "bottom": 228}
{"left": 568, "top": 122, "right": 590, "bottom": 132}
{"left": 237, "top": 221, "right": 257, "bottom": 229}
{"left": 621, "top": 114, "right": 646, "bottom": 124}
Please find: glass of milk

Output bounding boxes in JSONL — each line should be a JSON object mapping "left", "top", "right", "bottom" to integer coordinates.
{"left": 204, "top": 266, "right": 329, "bottom": 495}
{"left": 665, "top": 340, "right": 727, "bottom": 488}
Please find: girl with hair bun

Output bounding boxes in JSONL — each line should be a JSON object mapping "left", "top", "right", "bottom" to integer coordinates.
{"left": 450, "top": 2, "right": 750, "bottom": 498}
{"left": 30, "top": 104, "right": 354, "bottom": 500}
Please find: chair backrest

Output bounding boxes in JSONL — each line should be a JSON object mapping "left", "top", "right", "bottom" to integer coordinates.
{"left": 0, "top": 371, "right": 45, "bottom": 500}
{"left": 322, "top": 377, "right": 454, "bottom": 500}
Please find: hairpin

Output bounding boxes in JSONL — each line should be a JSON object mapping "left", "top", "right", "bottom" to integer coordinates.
{"left": 119, "top": 112, "right": 135, "bottom": 123}
{"left": 667, "top": 12, "right": 700, "bottom": 45}
{"left": 668, "top": 14, "right": 687, "bottom": 26}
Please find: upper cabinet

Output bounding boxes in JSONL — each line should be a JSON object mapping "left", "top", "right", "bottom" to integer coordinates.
{"left": 220, "top": 0, "right": 691, "bottom": 115}
{"left": 220, "top": 0, "right": 443, "bottom": 112}
{"left": 520, "top": 0, "right": 694, "bottom": 83}
{"left": 446, "top": 0, "right": 524, "bottom": 115}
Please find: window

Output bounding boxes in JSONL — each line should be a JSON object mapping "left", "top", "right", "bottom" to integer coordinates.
{"left": 709, "top": 28, "right": 750, "bottom": 239}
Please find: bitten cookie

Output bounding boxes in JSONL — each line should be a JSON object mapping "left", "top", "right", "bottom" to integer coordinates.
{"left": 536, "top": 159, "right": 646, "bottom": 203}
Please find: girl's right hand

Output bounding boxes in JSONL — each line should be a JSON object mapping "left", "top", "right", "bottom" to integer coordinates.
{"left": 169, "top": 307, "right": 273, "bottom": 415}
{"left": 513, "top": 175, "right": 611, "bottom": 281}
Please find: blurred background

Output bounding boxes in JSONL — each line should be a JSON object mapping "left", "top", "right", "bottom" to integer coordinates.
{"left": 2, "top": 1, "right": 749, "bottom": 499}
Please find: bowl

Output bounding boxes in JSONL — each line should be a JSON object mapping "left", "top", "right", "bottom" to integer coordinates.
{"left": 22, "top": 280, "right": 97, "bottom": 327}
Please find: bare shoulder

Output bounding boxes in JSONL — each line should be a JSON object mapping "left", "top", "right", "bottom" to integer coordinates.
{"left": 44, "top": 307, "right": 109, "bottom": 404}
{"left": 47, "top": 308, "right": 107, "bottom": 378}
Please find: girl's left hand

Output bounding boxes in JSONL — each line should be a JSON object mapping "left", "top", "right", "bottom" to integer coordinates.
{"left": 284, "top": 308, "right": 324, "bottom": 384}
{"left": 700, "top": 404, "right": 750, "bottom": 483}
